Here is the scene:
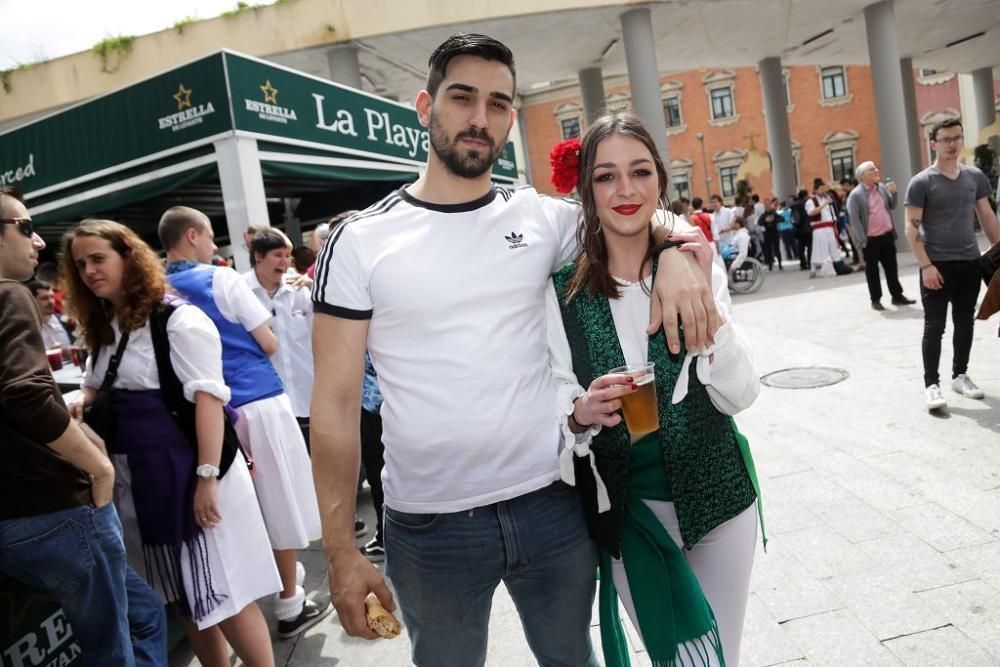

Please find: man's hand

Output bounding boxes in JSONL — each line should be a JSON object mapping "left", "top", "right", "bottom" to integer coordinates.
{"left": 922, "top": 265, "right": 944, "bottom": 290}
{"left": 289, "top": 273, "right": 314, "bottom": 290}
{"left": 886, "top": 181, "right": 898, "bottom": 195}
{"left": 648, "top": 249, "right": 723, "bottom": 354}
{"left": 329, "top": 549, "right": 396, "bottom": 639}
{"left": 670, "top": 229, "right": 713, "bottom": 283}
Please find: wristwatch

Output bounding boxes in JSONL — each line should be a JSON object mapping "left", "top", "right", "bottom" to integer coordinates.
{"left": 195, "top": 464, "right": 221, "bottom": 479}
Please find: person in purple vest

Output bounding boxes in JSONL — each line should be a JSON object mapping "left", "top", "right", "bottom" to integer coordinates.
{"left": 158, "top": 207, "right": 329, "bottom": 639}
{"left": 62, "top": 219, "right": 278, "bottom": 666}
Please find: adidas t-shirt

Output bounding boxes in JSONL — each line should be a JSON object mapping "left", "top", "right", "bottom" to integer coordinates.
{"left": 313, "top": 185, "right": 579, "bottom": 513}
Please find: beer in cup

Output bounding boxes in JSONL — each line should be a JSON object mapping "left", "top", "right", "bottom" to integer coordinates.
{"left": 609, "top": 362, "right": 658, "bottom": 438}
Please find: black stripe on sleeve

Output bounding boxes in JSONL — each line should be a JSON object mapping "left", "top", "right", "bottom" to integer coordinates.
{"left": 312, "top": 301, "right": 373, "bottom": 320}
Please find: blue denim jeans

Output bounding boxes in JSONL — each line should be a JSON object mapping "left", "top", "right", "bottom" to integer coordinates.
{"left": 384, "top": 481, "right": 599, "bottom": 667}
{"left": 0, "top": 503, "right": 167, "bottom": 666}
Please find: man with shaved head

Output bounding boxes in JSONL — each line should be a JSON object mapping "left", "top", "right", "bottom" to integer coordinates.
{"left": 159, "top": 206, "right": 330, "bottom": 639}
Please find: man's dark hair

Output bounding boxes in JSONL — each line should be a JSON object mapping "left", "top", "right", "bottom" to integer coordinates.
{"left": 250, "top": 228, "right": 292, "bottom": 268}
{"left": 691, "top": 196, "right": 704, "bottom": 209}
{"left": 813, "top": 177, "right": 825, "bottom": 190}
{"left": 797, "top": 189, "right": 808, "bottom": 199}
{"left": 751, "top": 194, "right": 760, "bottom": 203}
{"left": 710, "top": 193, "right": 723, "bottom": 202}
{"left": 0, "top": 185, "right": 24, "bottom": 204}
{"left": 930, "top": 117, "right": 962, "bottom": 141}
{"left": 291, "top": 246, "right": 316, "bottom": 274}
{"left": 426, "top": 34, "right": 516, "bottom": 97}
{"left": 25, "top": 280, "right": 50, "bottom": 297}
{"left": 0, "top": 186, "right": 25, "bottom": 239}
{"left": 158, "top": 206, "right": 209, "bottom": 251}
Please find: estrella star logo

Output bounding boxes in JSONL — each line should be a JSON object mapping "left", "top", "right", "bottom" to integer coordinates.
{"left": 260, "top": 79, "right": 279, "bottom": 104}
{"left": 173, "top": 83, "right": 193, "bottom": 110}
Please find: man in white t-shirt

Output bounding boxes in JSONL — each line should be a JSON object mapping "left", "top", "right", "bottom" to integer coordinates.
{"left": 310, "top": 33, "right": 720, "bottom": 666}
{"left": 710, "top": 194, "right": 733, "bottom": 247}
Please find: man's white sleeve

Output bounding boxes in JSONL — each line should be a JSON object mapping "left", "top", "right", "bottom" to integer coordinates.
{"left": 538, "top": 196, "right": 582, "bottom": 270}
{"left": 213, "top": 268, "right": 272, "bottom": 332}
{"left": 311, "top": 223, "right": 373, "bottom": 319}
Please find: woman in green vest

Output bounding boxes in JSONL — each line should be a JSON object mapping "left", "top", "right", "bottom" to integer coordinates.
{"left": 546, "top": 113, "right": 764, "bottom": 666}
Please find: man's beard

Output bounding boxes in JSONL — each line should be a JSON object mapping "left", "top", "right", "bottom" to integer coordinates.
{"left": 429, "top": 113, "right": 501, "bottom": 179}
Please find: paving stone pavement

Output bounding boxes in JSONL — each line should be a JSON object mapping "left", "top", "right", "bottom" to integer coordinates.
{"left": 171, "top": 246, "right": 1000, "bottom": 666}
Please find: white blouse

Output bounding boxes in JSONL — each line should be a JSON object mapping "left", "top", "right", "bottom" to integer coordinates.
{"left": 546, "top": 259, "right": 759, "bottom": 511}
{"left": 83, "top": 303, "right": 231, "bottom": 405}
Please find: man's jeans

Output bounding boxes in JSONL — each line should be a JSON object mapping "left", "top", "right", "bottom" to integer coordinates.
{"left": 0, "top": 503, "right": 166, "bottom": 666}
{"left": 385, "top": 481, "right": 599, "bottom": 667}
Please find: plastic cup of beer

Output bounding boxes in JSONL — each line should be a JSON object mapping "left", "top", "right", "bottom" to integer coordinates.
{"left": 609, "top": 362, "right": 658, "bottom": 438}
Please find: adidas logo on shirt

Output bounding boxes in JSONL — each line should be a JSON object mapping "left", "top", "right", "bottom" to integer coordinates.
{"left": 505, "top": 232, "right": 527, "bottom": 249}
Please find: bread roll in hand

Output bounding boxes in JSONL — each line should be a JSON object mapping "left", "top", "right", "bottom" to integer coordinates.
{"left": 365, "top": 593, "right": 401, "bottom": 639}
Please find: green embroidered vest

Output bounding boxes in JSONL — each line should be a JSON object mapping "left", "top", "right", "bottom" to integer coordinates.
{"left": 552, "top": 263, "right": 756, "bottom": 558}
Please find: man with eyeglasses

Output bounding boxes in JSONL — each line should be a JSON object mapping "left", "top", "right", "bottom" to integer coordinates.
{"left": 905, "top": 118, "right": 1000, "bottom": 411}
{"left": 0, "top": 186, "right": 167, "bottom": 664}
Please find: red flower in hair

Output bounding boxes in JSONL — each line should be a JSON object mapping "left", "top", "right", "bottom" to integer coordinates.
{"left": 549, "top": 137, "right": 581, "bottom": 194}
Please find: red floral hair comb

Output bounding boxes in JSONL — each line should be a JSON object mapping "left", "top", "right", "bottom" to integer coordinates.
{"left": 549, "top": 137, "right": 581, "bottom": 194}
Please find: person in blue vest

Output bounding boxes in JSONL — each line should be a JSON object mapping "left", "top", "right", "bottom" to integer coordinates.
{"left": 158, "top": 207, "right": 329, "bottom": 639}
{"left": 548, "top": 114, "right": 763, "bottom": 667}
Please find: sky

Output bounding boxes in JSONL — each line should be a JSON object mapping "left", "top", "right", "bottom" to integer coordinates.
{"left": 0, "top": 0, "right": 242, "bottom": 69}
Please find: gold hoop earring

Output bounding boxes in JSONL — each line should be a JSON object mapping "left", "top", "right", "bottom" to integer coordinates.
{"left": 592, "top": 218, "right": 602, "bottom": 234}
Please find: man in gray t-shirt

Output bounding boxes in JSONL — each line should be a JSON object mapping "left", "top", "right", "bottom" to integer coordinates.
{"left": 904, "top": 118, "right": 1000, "bottom": 412}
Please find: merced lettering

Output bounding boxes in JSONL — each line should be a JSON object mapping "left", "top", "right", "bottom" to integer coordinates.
{"left": 0, "top": 153, "right": 36, "bottom": 187}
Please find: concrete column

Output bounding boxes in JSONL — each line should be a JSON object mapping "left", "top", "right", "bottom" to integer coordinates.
{"left": 758, "top": 57, "right": 796, "bottom": 201}
{"left": 620, "top": 7, "right": 669, "bottom": 166}
{"left": 214, "top": 136, "right": 269, "bottom": 271}
{"left": 971, "top": 67, "right": 999, "bottom": 154}
{"left": 863, "top": 0, "right": 913, "bottom": 245}
{"left": 578, "top": 66, "right": 606, "bottom": 127}
{"left": 899, "top": 58, "right": 924, "bottom": 174}
{"left": 327, "top": 44, "right": 362, "bottom": 89}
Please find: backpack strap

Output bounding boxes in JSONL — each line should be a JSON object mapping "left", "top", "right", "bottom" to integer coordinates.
{"left": 149, "top": 298, "right": 241, "bottom": 478}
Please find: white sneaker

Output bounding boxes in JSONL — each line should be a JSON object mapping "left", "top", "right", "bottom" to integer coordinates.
{"left": 951, "top": 374, "right": 985, "bottom": 399}
{"left": 925, "top": 384, "right": 947, "bottom": 411}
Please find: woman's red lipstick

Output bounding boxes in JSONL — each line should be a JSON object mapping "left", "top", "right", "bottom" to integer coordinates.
{"left": 612, "top": 204, "right": 641, "bottom": 216}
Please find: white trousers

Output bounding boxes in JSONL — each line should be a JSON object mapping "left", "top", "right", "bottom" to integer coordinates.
{"left": 810, "top": 226, "right": 841, "bottom": 267}
{"left": 611, "top": 503, "right": 758, "bottom": 666}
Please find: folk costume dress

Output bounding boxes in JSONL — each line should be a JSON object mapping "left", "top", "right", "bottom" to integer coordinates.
{"left": 166, "top": 261, "right": 321, "bottom": 552}
{"left": 84, "top": 304, "right": 280, "bottom": 630}
{"left": 546, "top": 258, "right": 765, "bottom": 667}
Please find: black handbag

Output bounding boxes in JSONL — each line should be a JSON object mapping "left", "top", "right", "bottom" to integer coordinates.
{"left": 83, "top": 332, "right": 130, "bottom": 445}
{"left": 148, "top": 301, "right": 251, "bottom": 479}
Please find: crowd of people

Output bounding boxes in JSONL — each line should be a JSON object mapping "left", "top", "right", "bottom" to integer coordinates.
{"left": 1, "top": 29, "right": 998, "bottom": 667}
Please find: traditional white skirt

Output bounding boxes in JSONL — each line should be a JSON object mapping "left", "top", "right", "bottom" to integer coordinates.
{"left": 114, "top": 454, "right": 282, "bottom": 630}
{"left": 234, "top": 393, "right": 322, "bottom": 550}
{"left": 810, "top": 226, "right": 842, "bottom": 266}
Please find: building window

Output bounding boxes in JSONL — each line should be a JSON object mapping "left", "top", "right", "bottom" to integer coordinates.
{"left": 821, "top": 66, "right": 847, "bottom": 100}
{"left": 920, "top": 68, "right": 941, "bottom": 77}
{"left": 671, "top": 173, "right": 690, "bottom": 201}
{"left": 560, "top": 116, "right": 581, "bottom": 140}
{"left": 664, "top": 97, "right": 682, "bottom": 128}
{"left": 710, "top": 88, "right": 734, "bottom": 120}
{"left": 829, "top": 147, "right": 855, "bottom": 183}
{"left": 719, "top": 166, "right": 739, "bottom": 198}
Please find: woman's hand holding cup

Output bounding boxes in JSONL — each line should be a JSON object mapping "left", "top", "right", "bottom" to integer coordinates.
{"left": 573, "top": 373, "right": 637, "bottom": 429}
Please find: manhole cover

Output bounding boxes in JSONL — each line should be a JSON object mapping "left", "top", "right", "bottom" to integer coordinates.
{"left": 760, "top": 367, "right": 849, "bottom": 389}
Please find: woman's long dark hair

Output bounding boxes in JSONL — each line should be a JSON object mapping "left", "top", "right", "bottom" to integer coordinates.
{"left": 565, "top": 113, "right": 672, "bottom": 302}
